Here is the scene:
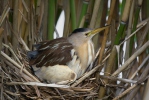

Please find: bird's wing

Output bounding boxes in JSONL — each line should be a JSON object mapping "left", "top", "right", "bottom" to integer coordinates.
{"left": 28, "top": 38, "right": 73, "bottom": 67}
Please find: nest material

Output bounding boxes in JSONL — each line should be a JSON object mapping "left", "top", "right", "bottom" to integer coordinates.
{"left": 1, "top": 39, "right": 149, "bottom": 100}
{"left": 0, "top": 42, "right": 106, "bottom": 100}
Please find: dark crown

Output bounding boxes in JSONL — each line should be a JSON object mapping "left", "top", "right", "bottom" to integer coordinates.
{"left": 69, "top": 28, "right": 91, "bottom": 36}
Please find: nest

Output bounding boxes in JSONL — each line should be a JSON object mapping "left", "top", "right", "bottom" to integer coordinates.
{"left": 0, "top": 39, "right": 109, "bottom": 100}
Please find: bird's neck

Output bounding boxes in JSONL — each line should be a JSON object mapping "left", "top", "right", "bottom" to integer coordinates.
{"left": 74, "top": 40, "right": 95, "bottom": 75}
{"left": 67, "top": 35, "right": 86, "bottom": 47}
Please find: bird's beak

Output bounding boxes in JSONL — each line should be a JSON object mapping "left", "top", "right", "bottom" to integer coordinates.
{"left": 87, "top": 25, "right": 110, "bottom": 37}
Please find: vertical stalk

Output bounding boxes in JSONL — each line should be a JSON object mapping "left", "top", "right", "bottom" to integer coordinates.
{"left": 12, "top": 0, "right": 19, "bottom": 51}
{"left": 114, "top": 0, "right": 133, "bottom": 45}
{"left": 147, "top": 0, "right": 149, "bottom": 53}
{"left": 78, "top": 0, "right": 89, "bottom": 27}
{"left": 93, "top": 0, "right": 105, "bottom": 49}
{"left": 34, "top": 0, "right": 38, "bottom": 10}
{"left": 89, "top": 0, "right": 101, "bottom": 28}
{"left": 70, "top": 0, "right": 77, "bottom": 30}
{"left": 98, "top": 0, "right": 133, "bottom": 99}
{"left": 96, "top": 0, "right": 108, "bottom": 48}
{"left": 114, "top": 22, "right": 125, "bottom": 45}
{"left": 129, "top": 6, "right": 140, "bottom": 56}
{"left": 89, "top": 0, "right": 101, "bottom": 50}
{"left": 63, "top": 0, "right": 70, "bottom": 37}
{"left": 48, "top": 0, "right": 55, "bottom": 40}
{"left": 98, "top": 0, "right": 116, "bottom": 98}
{"left": 124, "top": 0, "right": 135, "bottom": 62}
{"left": 43, "top": 0, "right": 48, "bottom": 40}
{"left": 120, "top": 0, "right": 126, "bottom": 18}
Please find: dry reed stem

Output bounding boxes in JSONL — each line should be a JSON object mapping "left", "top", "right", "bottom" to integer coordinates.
{"left": 71, "top": 64, "right": 103, "bottom": 87}
{"left": 71, "top": 54, "right": 110, "bottom": 87}
{"left": 98, "top": 0, "right": 116, "bottom": 97}
{"left": 119, "top": 21, "right": 147, "bottom": 46}
{"left": 130, "top": 55, "right": 149, "bottom": 79}
{"left": 99, "top": 75, "right": 139, "bottom": 84}
{"left": 6, "top": 82, "right": 69, "bottom": 88}
{"left": 112, "top": 40, "right": 149, "bottom": 76}
{"left": 0, "top": 6, "right": 10, "bottom": 26}
{"left": 121, "top": 0, "right": 133, "bottom": 22}
{"left": 112, "top": 84, "right": 136, "bottom": 100}
{"left": 2, "top": 43, "right": 22, "bottom": 66}
{"left": 113, "top": 62, "right": 149, "bottom": 100}
{"left": 1, "top": 51, "right": 39, "bottom": 82}
{"left": 115, "top": 55, "right": 149, "bottom": 94}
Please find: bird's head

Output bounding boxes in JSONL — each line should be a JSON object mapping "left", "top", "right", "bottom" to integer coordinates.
{"left": 68, "top": 25, "right": 110, "bottom": 46}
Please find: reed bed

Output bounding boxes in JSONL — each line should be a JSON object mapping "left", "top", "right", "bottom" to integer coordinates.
{"left": 0, "top": 0, "right": 149, "bottom": 99}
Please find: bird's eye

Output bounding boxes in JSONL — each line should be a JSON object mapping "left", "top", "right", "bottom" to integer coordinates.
{"left": 85, "top": 33, "right": 88, "bottom": 36}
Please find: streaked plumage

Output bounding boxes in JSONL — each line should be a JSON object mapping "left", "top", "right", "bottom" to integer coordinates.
{"left": 28, "top": 26, "right": 109, "bottom": 84}
{"left": 28, "top": 38, "right": 73, "bottom": 67}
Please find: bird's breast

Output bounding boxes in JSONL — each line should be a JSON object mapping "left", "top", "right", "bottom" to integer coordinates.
{"left": 34, "top": 65, "right": 77, "bottom": 84}
{"left": 68, "top": 40, "right": 95, "bottom": 78}
{"left": 80, "top": 41, "right": 94, "bottom": 66}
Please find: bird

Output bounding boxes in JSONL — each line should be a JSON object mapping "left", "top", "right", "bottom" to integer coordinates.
{"left": 27, "top": 26, "right": 109, "bottom": 84}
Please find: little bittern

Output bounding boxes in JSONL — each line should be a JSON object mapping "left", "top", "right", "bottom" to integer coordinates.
{"left": 28, "top": 26, "right": 109, "bottom": 84}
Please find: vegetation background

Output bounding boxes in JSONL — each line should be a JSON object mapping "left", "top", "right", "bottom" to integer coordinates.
{"left": 0, "top": 0, "right": 149, "bottom": 100}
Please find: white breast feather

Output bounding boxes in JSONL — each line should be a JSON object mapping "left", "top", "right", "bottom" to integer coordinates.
{"left": 87, "top": 40, "right": 95, "bottom": 65}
